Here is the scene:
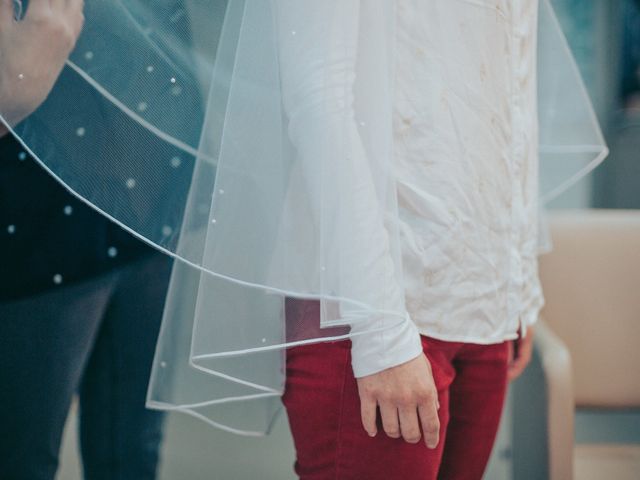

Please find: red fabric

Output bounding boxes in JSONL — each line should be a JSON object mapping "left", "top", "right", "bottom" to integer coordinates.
{"left": 283, "top": 299, "right": 510, "bottom": 480}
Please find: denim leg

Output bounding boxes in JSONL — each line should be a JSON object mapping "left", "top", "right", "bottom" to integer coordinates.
{"left": 437, "top": 341, "right": 510, "bottom": 480}
{"left": 78, "top": 253, "right": 172, "bottom": 480}
{"left": 0, "top": 275, "right": 114, "bottom": 480}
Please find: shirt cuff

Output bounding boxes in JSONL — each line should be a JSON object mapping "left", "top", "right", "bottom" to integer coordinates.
{"left": 350, "top": 315, "right": 423, "bottom": 378}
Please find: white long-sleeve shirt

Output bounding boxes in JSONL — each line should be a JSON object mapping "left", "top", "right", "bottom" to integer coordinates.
{"left": 274, "top": 0, "right": 543, "bottom": 378}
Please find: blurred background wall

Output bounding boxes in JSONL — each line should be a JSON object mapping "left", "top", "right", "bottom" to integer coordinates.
{"left": 511, "top": 1, "right": 640, "bottom": 479}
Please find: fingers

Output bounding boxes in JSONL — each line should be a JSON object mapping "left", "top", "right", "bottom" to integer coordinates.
{"left": 360, "top": 395, "right": 378, "bottom": 437}
{"left": 398, "top": 406, "right": 422, "bottom": 444}
{"left": 418, "top": 401, "right": 440, "bottom": 449}
{"left": 379, "top": 402, "right": 401, "bottom": 439}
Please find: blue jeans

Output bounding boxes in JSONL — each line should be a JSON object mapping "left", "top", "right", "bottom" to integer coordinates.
{"left": 0, "top": 253, "right": 172, "bottom": 480}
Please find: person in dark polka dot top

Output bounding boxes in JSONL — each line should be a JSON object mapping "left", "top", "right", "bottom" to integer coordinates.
{"left": 0, "top": 2, "right": 201, "bottom": 479}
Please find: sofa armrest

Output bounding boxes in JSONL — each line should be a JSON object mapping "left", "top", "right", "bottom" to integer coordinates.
{"left": 534, "top": 319, "right": 575, "bottom": 480}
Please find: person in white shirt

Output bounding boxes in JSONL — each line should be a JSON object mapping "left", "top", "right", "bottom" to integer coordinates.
{"left": 277, "top": 1, "right": 539, "bottom": 478}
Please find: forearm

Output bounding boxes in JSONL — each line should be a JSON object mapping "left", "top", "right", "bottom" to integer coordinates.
{"left": 350, "top": 315, "right": 423, "bottom": 378}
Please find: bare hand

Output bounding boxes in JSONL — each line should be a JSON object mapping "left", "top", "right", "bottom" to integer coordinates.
{"left": 507, "top": 325, "right": 534, "bottom": 381}
{"left": 0, "top": 0, "right": 84, "bottom": 135}
{"left": 357, "top": 353, "right": 440, "bottom": 448}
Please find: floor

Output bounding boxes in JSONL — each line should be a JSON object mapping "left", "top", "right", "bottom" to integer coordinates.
{"left": 57, "top": 396, "right": 513, "bottom": 480}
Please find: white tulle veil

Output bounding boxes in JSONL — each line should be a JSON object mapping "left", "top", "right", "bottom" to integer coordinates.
{"left": 1, "top": 0, "right": 607, "bottom": 435}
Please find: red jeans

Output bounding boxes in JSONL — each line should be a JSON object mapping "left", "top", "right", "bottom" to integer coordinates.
{"left": 282, "top": 299, "right": 510, "bottom": 480}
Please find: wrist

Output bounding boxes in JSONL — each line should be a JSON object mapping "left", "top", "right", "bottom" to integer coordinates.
{"left": 350, "top": 316, "right": 423, "bottom": 378}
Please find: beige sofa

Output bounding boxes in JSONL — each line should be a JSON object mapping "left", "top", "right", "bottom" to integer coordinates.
{"left": 535, "top": 209, "right": 640, "bottom": 479}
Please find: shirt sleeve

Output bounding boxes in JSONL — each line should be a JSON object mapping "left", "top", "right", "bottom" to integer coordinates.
{"left": 273, "top": 0, "right": 423, "bottom": 377}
